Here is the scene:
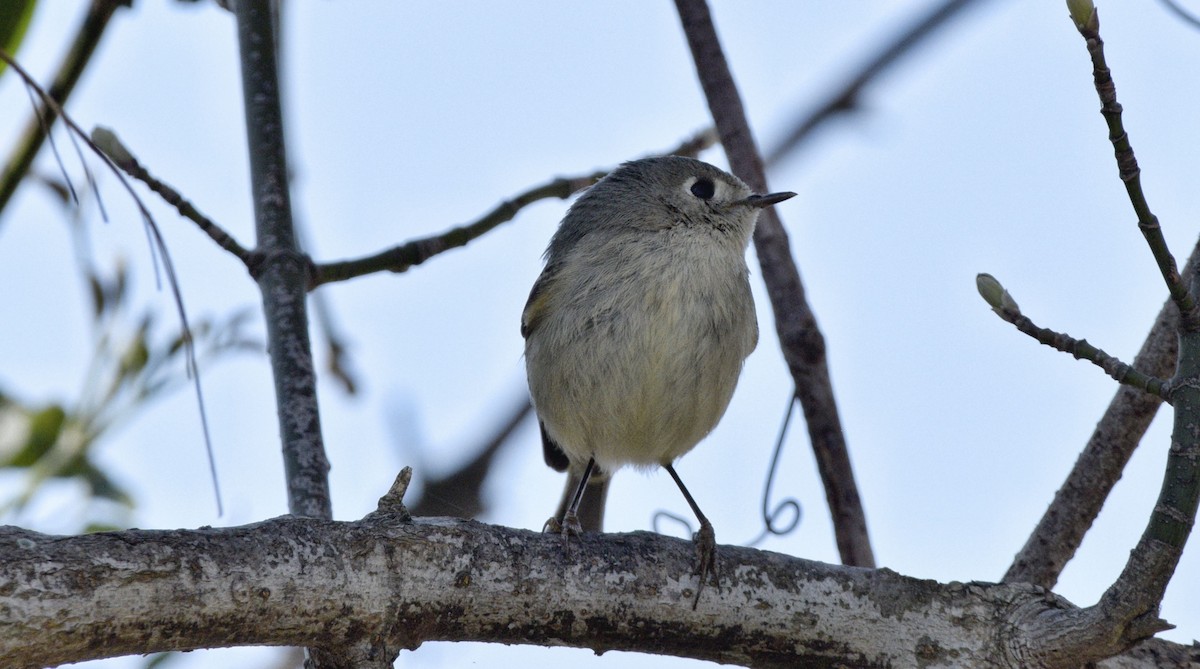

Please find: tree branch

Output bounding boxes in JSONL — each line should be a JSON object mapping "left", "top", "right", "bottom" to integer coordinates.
{"left": 408, "top": 395, "right": 532, "bottom": 520}
{"left": 235, "top": 0, "right": 330, "bottom": 519}
{"left": 1000, "top": 1, "right": 1200, "bottom": 589}
{"left": 1, "top": 515, "right": 1183, "bottom": 669}
{"left": 1071, "top": 6, "right": 1199, "bottom": 328}
{"left": 765, "top": 0, "right": 994, "bottom": 167}
{"left": 976, "top": 274, "right": 1171, "bottom": 399}
{"left": 310, "top": 171, "right": 604, "bottom": 288}
{"left": 673, "top": 0, "right": 874, "bottom": 568}
{"left": 309, "top": 129, "right": 716, "bottom": 288}
{"left": 90, "top": 126, "right": 255, "bottom": 267}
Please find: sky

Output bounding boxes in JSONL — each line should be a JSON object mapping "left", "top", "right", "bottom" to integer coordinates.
{"left": 2, "top": 1, "right": 1200, "bottom": 667}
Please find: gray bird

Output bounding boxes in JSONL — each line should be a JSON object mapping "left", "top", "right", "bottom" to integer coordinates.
{"left": 522, "top": 155, "right": 794, "bottom": 605}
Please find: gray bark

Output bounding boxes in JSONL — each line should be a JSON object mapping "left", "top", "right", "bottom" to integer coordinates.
{"left": 0, "top": 515, "right": 1188, "bottom": 669}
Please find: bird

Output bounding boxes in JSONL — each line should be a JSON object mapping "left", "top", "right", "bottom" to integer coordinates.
{"left": 521, "top": 155, "right": 794, "bottom": 605}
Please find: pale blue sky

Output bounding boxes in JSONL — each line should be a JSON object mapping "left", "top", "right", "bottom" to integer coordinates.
{"left": 2, "top": 2, "right": 1199, "bottom": 667}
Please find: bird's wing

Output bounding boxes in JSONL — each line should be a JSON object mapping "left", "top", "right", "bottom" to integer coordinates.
{"left": 520, "top": 266, "right": 556, "bottom": 340}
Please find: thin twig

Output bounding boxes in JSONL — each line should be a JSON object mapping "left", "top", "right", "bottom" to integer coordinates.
{"left": 766, "top": 0, "right": 994, "bottom": 167}
{"left": 674, "top": 0, "right": 874, "bottom": 568}
{"left": 311, "top": 171, "right": 604, "bottom": 288}
{"left": 90, "top": 127, "right": 255, "bottom": 266}
{"left": 311, "top": 129, "right": 718, "bottom": 288}
{"left": 409, "top": 395, "right": 533, "bottom": 520}
{"left": 1074, "top": 7, "right": 1200, "bottom": 328}
{"left": 87, "top": 126, "right": 361, "bottom": 397}
{"left": 977, "top": 274, "right": 1171, "bottom": 399}
{"left": 1056, "top": 7, "right": 1200, "bottom": 636}
{"left": 1002, "top": 7, "right": 1200, "bottom": 639}
{"left": 1158, "top": 0, "right": 1200, "bottom": 30}
{"left": 1001, "top": 5, "right": 1200, "bottom": 588}
{"left": 0, "top": 0, "right": 128, "bottom": 219}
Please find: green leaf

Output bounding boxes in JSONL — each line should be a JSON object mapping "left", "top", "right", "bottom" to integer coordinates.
{"left": 79, "top": 461, "right": 133, "bottom": 506}
{"left": 119, "top": 329, "right": 151, "bottom": 378}
{"left": 87, "top": 272, "right": 106, "bottom": 318}
{"left": 6, "top": 404, "right": 65, "bottom": 467}
{"left": 0, "top": 0, "right": 37, "bottom": 78}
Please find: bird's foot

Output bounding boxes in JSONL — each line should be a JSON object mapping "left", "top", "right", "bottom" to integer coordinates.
{"left": 690, "top": 520, "right": 718, "bottom": 609}
{"left": 543, "top": 511, "right": 583, "bottom": 552}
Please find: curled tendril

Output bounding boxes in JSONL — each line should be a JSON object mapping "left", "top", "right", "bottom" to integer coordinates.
{"left": 653, "top": 392, "right": 804, "bottom": 546}
{"left": 652, "top": 509, "right": 698, "bottom": 538}
{"left": 746, "top": 393, "right": 803, "bottom": 547}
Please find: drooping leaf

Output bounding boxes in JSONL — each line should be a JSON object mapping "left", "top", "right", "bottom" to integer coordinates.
{"left": 118, "top": 326, "right": 151, "bottom": 379}
{"left": 78, "top": 461, "right": 133, "bottom": 506}
{"left": 87, "top": 271, "right": 106, "bottom": 318}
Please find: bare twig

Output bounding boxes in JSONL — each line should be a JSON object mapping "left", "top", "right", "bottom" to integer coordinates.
{"left": 976, "top": 274, "right": 1171, "bottom": 399}
{"left": 1072, "top": 6, "right": 1199, "bottom": 328}
{"left": 1069, "top": 4, "right": 1200, "bottom": 627}
{"left": 766, "top": 0, "right": 994, "bottom": 167}
{"left": 311, "top": 171, "right": 604, "bottom": 288}
{"left": 88, "top": 126, "right": 362, "bottom": 398}
{"left": 1003, "top": 285, "right": 1179, "bottom": 587}
{"left": 311, "top": 130, "right": 719, "bottom": 288}
{"left": 409, "top": 395, "right": 533, "bottom": 520}
{"left": 1001, "top": 2, "right": 1200, "bottom": 588}
{"left": 674, "top": 0, "right": 874, "bottom": 568}
{"left": 90, "top": 127, "right": 255, "bottom": 266}
{"left": 996, "top": 6, "right": 1200, "bottom": 651}
{"left": 1158, "top": 0, "right": 1200, "bottom": 30}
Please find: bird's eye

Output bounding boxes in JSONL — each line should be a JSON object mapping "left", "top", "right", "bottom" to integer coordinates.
{"left": 690, "top": 178, "right": 716, "bottom": 200}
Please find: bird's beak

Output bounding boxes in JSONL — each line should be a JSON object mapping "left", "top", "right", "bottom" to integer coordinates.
{"left": 740, "top": 191, "right": 796, "bottom": 209}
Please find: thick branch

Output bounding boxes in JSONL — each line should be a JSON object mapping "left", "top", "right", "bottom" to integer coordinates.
{"left": 674, "top": 0, "right": 874, "bottom": 568}
{"left": 0, "top": 517, "right": 1175, "bottom": 669}
{"left": 235, "top": 0, "right": 330, "bottom": 519}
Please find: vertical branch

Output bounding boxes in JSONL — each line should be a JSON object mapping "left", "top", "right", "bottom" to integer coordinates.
{"left": 235, "top": 0, "right": 330, "bottom": 520}
{"left": 0, "top": 0, "right": 128, "bottom": 218}
{"left": 673, "top": 0, "right": 874, "bottom": 567}
{"left": 1005, "top": 2, "right": 1200, "bottom": 589}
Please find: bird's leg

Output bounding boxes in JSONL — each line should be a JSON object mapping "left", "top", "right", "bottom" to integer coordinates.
{"left": 665, "top": 464, "right": 717, "bottom": 609}
{"left": 544, "top": 457, "right": 596, "bottom": 546}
